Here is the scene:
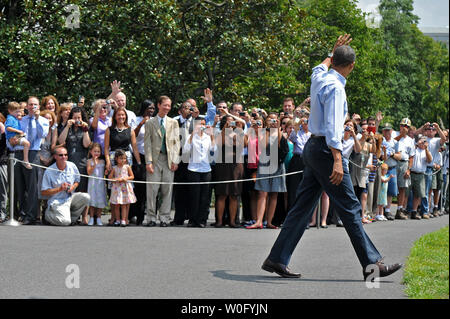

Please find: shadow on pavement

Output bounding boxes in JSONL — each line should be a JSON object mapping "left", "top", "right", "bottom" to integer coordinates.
{"left": 211, "top": 270, "right": 394, "bottom": 284}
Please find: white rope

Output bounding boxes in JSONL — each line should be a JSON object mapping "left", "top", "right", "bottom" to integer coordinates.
{"left": 347, "top": 158, "right": 442, "bottom": 176}
{"left": 12, "top": 158, "right": 303, "bottom": 185}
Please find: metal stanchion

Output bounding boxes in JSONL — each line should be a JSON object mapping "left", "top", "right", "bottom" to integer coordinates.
{"left": 3, "top": 153, "right": 20, "bottom": 226}
{"left": 316, "top": 194, "right": 321, "bottom": 229}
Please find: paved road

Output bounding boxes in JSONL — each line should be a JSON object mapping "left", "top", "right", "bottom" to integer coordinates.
{"left": 0, "top": 211, "right": 447, "bottom": 299}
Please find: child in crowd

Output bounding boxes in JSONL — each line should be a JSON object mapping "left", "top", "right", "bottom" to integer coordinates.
{"left": 376, "top": 163, "right": 393, "bottom": 221}
{"left": 108, "top": 149, "right": 136, "bottom": 227}
{"left": 86, "top": 143, "right": 107, "bottom": 226}
{"left": 5, "top": 102, "right": 32, "bottom": 169}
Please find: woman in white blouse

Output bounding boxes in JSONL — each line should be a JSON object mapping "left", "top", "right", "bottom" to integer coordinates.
{"left": 183, "top": 118, "right": 216, "bottom": 227}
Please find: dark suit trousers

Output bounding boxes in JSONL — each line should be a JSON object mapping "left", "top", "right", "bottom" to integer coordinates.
{"left": 129, "top": 153, "right": 146, "bottom": 224}
{"left": 286, "top": 154, "right": 305, "bottom": 210}
{"left": 268, "top": 137, "right": 382, "bottom": 268}
{"left": 173, "top": 162, "right": 191, "bottom": 224}
{"left": 188, "top": 170, "right": 212, "bottom": 225}
{"left": 14, "top": 150, "right": 40, "bottom": 222}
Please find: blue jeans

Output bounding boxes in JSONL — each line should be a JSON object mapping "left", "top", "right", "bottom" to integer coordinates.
{"left": 387, "top": 167, "right": 398, "bottom": 197}
{"left": 406, "top": 187, "right": 414, "bottom": 212}
{"left": 268, "top": 137, "right": 382, "bottom": 268}
{"left": 420, "top": 166, "right": 433, "bottom": 215}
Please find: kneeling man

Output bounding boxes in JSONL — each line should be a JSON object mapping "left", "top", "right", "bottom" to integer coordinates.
{"left": 41, "top": 146, "right": 90, "bottom": 226}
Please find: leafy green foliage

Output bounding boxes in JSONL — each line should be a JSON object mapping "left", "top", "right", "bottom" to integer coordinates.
{"left": 0, "top": 0, "right": 448, "bottom": 125}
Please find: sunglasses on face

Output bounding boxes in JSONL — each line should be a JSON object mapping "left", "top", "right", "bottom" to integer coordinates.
{"left": 57, "top": 153, "right": 68, "bottom": 157}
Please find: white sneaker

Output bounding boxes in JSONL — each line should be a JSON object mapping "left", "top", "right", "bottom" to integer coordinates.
{"left": 88, "top": 217, "right": 94, "bottom": 226}
{"left": 375, "top": 215, "right": 385, "bottom": 221}
{"left": 96, "top": 218, "right": 103, "bottom": 226}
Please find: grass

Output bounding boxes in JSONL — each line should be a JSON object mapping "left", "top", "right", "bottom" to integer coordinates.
{"left": 403, "top": 226, "right": 449, "bottom": 299}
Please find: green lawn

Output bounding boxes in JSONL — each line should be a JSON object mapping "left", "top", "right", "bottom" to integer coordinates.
{"left": 403, "top": 226, "right": 449, "bottom": 299}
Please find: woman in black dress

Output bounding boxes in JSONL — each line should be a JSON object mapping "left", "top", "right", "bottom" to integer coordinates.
{"left": 104, "top": 107, "right": 141, "bottom": 225}
{"left": 213, "top": 115, "right": 245, "bottom": 227}
{"left": 57, "top": 106, "right": 91, "bottom": 224}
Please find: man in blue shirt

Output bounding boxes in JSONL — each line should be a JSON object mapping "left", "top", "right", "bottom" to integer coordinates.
{"left": 14, "top": 96, "right": 49, "bottom": 225}
{"left": 261, "top": 35, "right": 402, "bottom": 281}
{"left": 41, "top": 146, "right": 90, "bottom": 226}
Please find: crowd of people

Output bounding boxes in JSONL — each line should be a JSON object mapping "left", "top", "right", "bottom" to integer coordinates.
{"left": 0, "top": 83, "right": 448, "bottom": 228}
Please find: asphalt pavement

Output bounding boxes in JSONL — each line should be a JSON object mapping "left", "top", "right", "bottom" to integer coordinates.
{"left": 0, "top": 210, "right": 448, "bottom": 299}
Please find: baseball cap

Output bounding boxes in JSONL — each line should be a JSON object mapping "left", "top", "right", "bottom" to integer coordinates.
{"left": 382, "top": 123, "right": 393, "bottom": 131}
{"left": 400, "top": 118, "right": 411, "bottom": 127}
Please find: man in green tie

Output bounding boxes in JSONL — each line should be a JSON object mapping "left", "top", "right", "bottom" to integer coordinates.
{"left": 144, "top": 96, "right": 181, "bottom": 227}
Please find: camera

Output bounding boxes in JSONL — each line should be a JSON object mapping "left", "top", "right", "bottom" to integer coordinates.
{"left": 345, "top": 126, "right": 351, "bottom": 132}
{"left": 256, "top": 120, "right": 262, "bottom": 126}
{"left": 75, "top": 120, "right": 82, "bottom": 126}
{"left": 190, "top": 107, "right": 194, "bottom": 112}
{"left": 270, "top": 119, "right": 277, "bottom": 124}
{"left": 230, "top": 121, "right": 236, "bottom": 127}
{"left": 239, "top": 112, "right": 246, "bottom": 116}
{"left": 200, "top": 126, "right": 207, "bottom": 132}
{"left": 251, "top": 113, "right": 257, "bottom": 118}
{"left": 106, "top": 99, "right": 111, "bottom": 105}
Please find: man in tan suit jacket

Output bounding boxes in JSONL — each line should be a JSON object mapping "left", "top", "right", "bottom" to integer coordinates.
{"left": 144, "top": 96, "right": 180, "bottom": 226}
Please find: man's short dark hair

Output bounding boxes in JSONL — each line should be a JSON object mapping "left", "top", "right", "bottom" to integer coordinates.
{"left": 332, "top": 45, "right": 355, "bottom": 67}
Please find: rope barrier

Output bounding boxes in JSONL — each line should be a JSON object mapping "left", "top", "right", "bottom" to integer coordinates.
{"left": 346, "top": 158, "right": 442, "bottom": 176}
{"left": 12, "top": 158, "right": 303, "bottom": 185}
{"left": 12, "top": 155, "right": 441, "bottom": 186}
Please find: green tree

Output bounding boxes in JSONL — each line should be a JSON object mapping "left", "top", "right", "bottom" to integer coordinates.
{"left": 378, "top": 0, "right": 449, "bottom": 126}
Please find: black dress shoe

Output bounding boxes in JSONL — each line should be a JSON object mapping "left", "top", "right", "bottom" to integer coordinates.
{"left": 261, "top": 258, "right": 301, "bottom": 278}
{"left": 363, "top": 260, "right": 403, "bottom": 281}
{"left": 146, "top": 221, "right": 157, "bottom": 227}
{"left": 160, "top": 222, "right": 168, "bottom": 227}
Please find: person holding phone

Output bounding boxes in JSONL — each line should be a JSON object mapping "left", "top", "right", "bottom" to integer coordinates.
{"left": 41, "top": 146, "right": 90, "bottom": 226}
{"left": 58, "top": 107, "right": 91, "bottom": 201}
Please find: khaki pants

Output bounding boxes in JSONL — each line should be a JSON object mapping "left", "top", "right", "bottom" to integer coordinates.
{"left": 146, "top": 154, "right": 174, "bottom": 223}
{"left": 45, "top": 193, "right": 90, "bottom": 226}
